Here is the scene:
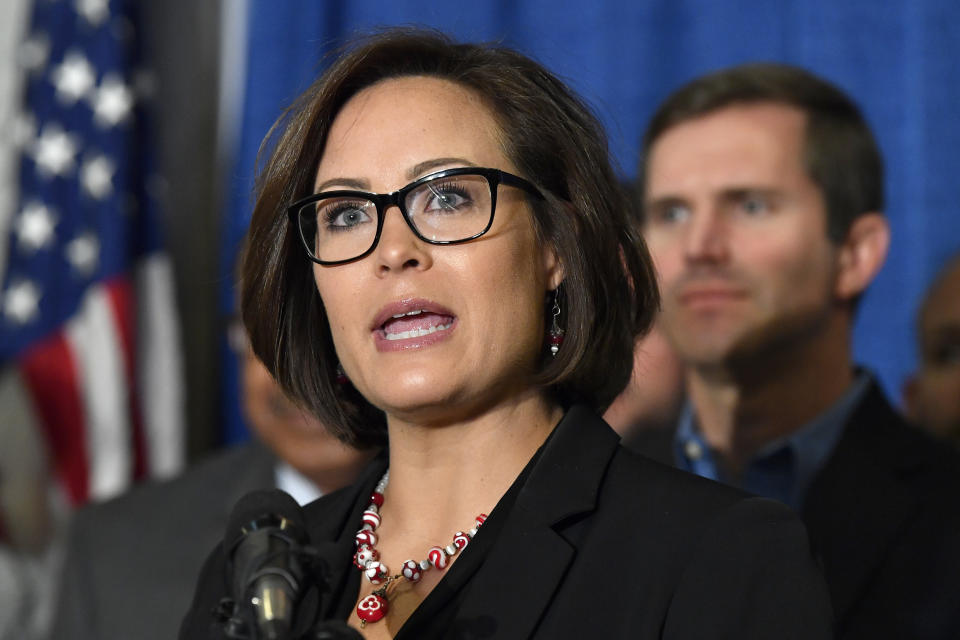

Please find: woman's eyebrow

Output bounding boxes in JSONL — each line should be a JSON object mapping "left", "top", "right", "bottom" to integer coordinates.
{"left": 406, "top": 157, "right": 477, "bottom": 180}
{"left": 314, "top": 157, "right": 479, "bottom": 193}
{"left": 314, "top": 177, "right": 369, "bottom": 193}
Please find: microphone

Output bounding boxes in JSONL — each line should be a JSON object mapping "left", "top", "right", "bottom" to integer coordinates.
{"left": 224, "top": 490, "right": 313, "bottom": 640}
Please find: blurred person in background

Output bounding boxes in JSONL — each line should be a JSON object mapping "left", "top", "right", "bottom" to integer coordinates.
{"left": 904, "top": 253, "right": 960, "bottom": 447}
{"left": 603, "top": 321, "right": 685, "bottom": 442}
{"left": 49, "top": 317, "right": 377, "bottom": 640}
{"left": 604, "top": 182, "right": 686, "bottom": 444}
{"left": 633, "top": 63, "right": 960, "bottom": 638}
{"left": 0, "top": 368, "right": 64, "bottom": 640}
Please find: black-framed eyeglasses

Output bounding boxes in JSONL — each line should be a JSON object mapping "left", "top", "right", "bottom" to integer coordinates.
{"left": 286, "top": 167, "right": 543, "bottom": 265}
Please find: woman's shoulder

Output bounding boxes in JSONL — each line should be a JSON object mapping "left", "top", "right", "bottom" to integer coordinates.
{"left": 603, "top": 445, "right": 803, "bottom": 539}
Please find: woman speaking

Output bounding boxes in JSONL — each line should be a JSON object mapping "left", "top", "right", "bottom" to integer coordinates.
{"left": 181, "top": 29, "right": 830, "bottom": 639}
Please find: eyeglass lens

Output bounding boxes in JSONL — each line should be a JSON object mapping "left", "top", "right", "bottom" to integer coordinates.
{"left": 298, "top": 173, "right": 494, "bottom": 262}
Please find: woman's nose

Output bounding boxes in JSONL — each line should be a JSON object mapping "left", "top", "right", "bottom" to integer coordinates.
{"left": 374, "top": 204, "right": 433, "bottom": 275}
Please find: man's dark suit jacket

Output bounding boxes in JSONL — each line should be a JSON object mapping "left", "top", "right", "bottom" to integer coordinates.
{"left": 181, "top": 406, "right": 832, "bottom": 639}
{"left": 628, "top": 381, "right": 960, "bottom": 639}
{"left": 50, "top": 442, "right": 276, "bottom": 640}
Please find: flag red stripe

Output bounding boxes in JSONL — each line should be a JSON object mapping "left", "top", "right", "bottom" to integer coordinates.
{"left": 103, "top": 276, "right": 149, "bottom": 480}
{"left": 19, "top": 332, "right": 90, "bottom": 504}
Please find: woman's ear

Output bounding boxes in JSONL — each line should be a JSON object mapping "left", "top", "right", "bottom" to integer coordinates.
{"left": 542, "top": 243, "right": 564, "bottom": 291}
{"left": 834, "top": 213, "right": 890, "bottom": 301}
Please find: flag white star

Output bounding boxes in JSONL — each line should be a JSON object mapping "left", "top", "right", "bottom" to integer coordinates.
{"left": 3, "top": 280, "right": 41, "bottom": 325}
{"left": 90, "top": 73, "right": 134, "bottom": 128}
{"left": 80, "top": 154, "right": 116, "bottom": 200}
{"left": 50, "top": 50, "right": 96, "bottom": 105}
{"left": 14, "top": 201, "right": 57, "bottom": 252}
{"left": 18, "top": 33, "right": 50, "bottom": 73}
{"left": 32, "top": 124, "right": 79, "bottom": 178}
{"left": 75, "top": 0, "right": 110, "bottom": 26}
{"left": 66, "top": 233, "right": 100, "bottom": 277}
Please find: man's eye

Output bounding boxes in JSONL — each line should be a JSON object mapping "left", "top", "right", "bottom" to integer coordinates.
{"left": 653, "top": 204, "right": 690, "bottom": 224}
{"left": 739, "top": 195, "right": 771, "bottom": 216}
{"left": 929, "top": 341, "right": 960, "bottom": 367}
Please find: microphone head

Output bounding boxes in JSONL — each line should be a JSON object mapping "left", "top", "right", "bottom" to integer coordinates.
{"left": 225, "top": 489, "right": 307, "bottom": 552}
{"left": 224, "top": 489, "right": 313, "bottom": 639}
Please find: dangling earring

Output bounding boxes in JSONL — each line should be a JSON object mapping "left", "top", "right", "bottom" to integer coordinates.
{"left": 335, "top": 363, "right": 349, "bottom": 385}
{"left": 548, "top": 288, "right": 564, "bottom": 357}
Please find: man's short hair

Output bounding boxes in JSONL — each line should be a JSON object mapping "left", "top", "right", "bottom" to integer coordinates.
{"left": 638, "top": 63, "right": 884, "bottom": 242}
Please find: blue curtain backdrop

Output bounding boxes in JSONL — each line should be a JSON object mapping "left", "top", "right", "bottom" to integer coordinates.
{"left": 219, "top": 0, "right": 960, "bottom": 442}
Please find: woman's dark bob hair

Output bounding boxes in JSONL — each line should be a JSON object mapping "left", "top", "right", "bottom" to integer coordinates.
{"left": 241, "top": 28, "right": 659, "bottom": 449}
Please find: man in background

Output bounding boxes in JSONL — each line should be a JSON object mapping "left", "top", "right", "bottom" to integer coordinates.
{"left": 632, "top": 63, "right": 960, "bottom": 638}
{"left": 49, "top": 321, "right": 377, "bottom": 640}
{"left": 904, "top": 253, "right": 960, "bottom": 446}
{"left": 603, "top": 321, "right": 685, "bottom": 442}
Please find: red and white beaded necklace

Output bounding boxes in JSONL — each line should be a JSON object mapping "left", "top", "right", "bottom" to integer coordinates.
{"left": 353, "top": 470, "right": 488, "bottom": 627}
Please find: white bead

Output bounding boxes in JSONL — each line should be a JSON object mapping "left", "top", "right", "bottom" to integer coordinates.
{"left": 444, "top": 544, "right": 457, "bottom": 556}
{"left": 419, "top": 559, "right": 431, "bottom": 571}
{"left": 468, "top": 527, "right": 478, "bottom": 537}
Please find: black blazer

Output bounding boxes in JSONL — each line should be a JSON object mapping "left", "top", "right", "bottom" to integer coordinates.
{"left": 181, "top": 406, "right": 831, "bottom": 639}
{"left": 628, "top": 382, "right": 960, "bottom": 639}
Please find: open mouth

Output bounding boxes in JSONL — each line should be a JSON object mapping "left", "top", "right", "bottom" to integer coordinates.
{"left": 379, "top": 309, "right": 455, "bottom": 341}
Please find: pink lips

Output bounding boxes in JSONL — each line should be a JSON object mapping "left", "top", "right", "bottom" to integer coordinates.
{"left": 371, "top": 298, "right": 457, "bottom": 352}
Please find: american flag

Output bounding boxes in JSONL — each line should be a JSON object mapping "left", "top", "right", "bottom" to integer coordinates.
{"left": 0, "top": 0, "right": 184, "bottom": 517}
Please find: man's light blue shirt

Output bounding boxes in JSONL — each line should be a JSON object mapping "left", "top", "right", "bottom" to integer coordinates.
{"left": 674, "top": 372, "right": 872, "bottom": 510}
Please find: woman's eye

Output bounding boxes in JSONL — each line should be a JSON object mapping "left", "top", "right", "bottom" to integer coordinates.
{"left": 320, "top": 202, "right": 372, "bottom": 229}
{"left": 423, "top": 185, "right": 470, "bottom": 212}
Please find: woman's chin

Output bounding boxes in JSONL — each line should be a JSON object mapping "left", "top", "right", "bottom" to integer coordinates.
{"left": 363, "top": 378, "right": 459, "bottom": 422}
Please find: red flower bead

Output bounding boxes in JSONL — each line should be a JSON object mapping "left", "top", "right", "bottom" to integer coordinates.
{"left": 357, "top": 593, "right": 388, "bottom": 623}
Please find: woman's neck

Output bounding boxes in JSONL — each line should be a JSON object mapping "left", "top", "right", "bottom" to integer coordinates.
{"left": 379, "top": 392, "right": 562, "bottom": 539}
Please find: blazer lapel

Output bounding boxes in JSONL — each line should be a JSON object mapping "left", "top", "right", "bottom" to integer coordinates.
{"left": 454, "top": 406, "right": 621, "bottom": 639}
{"left": 801, "top": 383, "right": 920, "bottom": 625}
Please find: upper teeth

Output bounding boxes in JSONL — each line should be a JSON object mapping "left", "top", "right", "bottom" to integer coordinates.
{"left": 385, "top": 322, "right": 453, "bottom": 341}
{"left": 391, "top": 309, "right": 424, "bottom": 319}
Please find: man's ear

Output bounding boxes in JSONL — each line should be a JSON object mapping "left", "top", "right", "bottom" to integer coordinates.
{"left": 834, "top": 213, "right": 890, "bottom": 301}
